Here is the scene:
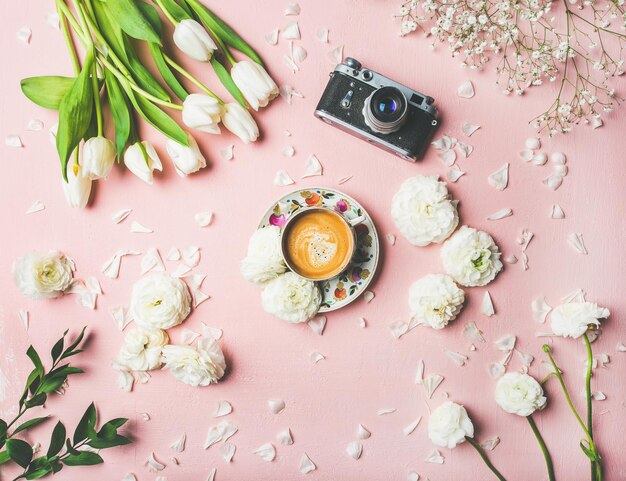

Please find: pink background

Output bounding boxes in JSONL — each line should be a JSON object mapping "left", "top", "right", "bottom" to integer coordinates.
{"left": 1, "top": 1, "right": 625, "bottom": 480}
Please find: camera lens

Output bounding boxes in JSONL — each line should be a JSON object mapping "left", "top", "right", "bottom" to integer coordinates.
{"left": 363, "top": 86, "right": 408, "bottom": 134}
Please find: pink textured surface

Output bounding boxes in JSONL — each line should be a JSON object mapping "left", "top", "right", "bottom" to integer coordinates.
{"left": 1, "top": 1, "right": 625, "bottom": 480}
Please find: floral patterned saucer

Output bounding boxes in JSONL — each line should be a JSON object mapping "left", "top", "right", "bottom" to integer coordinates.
{"left": 258, "top": 187, "right": 380, "bottom": 312}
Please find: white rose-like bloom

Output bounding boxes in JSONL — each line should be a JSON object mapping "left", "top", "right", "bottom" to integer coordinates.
{"left": 182, "top": 94, "right": 224, "bottom": 134}
{"left": 166, "top": 133, "right": 207, "bottom": 177}
{"left": 222, "top": 102, "right": 259, "bottom": 143}
{"left": 409, "top": 274, "right": 464, "bottom": 329}
{"left": 240, "top": 226, "right": 287, "bottom": 284}
{"left": 124, "top": 141, "right": 163, "bottom": 184}
{"left": 261, "top": 272, "right": 322, "bottom": 323}
{"left": 441, "top": 226, "right": 503, "bottom": 287}
{"left": 428, "top": 401, "right": 474, "bottom": 449}
{"left": 231, "top": 60, "right": 279, "bottom": 111}
{"left": 495, "top": 372, "right": 547, "bottom": 417}
{"left": 62, "top": 162, "right": 92, "bottom": 208}
{"left": 130, "top": 273, "right": 191, "bottom": 330}
{"left": 13, "top": 251, "right": 74, "bottom": 299}
{"left": 162, "top": 337, "right": 226, "bottom": 386}
{"left": 391, "top": 175, "right": 459, "bottom": 246}
{"left": 117, "top": 328, "right": 169, "bottom": 371}
{"left": 173, "top": 19, "right": 217, "bottom": 62}
{"left": 81, "top": 136, "right": 116, "bottom": 180}
{"left": 550, "top": 302, "right": 610, "bottom": 339}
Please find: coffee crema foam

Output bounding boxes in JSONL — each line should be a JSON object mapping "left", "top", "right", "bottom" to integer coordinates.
{"left": 284, "top": 210, "right": 353, "bottom": 280}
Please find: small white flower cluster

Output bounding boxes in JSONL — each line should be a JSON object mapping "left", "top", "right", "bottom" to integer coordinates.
{"left": 394, "top": 176, "right": 503, "bottom": 330}
{"left": 116, "top": 273, "right": 226, "bottom": 388}
{"left": 395, "top": 0, "right": 624, "bottom": 134}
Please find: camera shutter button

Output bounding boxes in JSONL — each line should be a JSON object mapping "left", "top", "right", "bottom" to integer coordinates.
{"left": 344, "top": 57, "right": 361, "bottom": 69}
{"left": 361, "top": 70, "right": 373, "bottom": 81}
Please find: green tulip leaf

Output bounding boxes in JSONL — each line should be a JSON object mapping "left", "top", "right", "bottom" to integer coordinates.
{"left": 126, "top": 88, "right": 189, "bottom": 145}
{"left": 104, "top": 70, "right": 133, "bottom": 158}
{"left": 157, "top": 0, "right": 191, "bottom": 21}
{"left": 103, "top": 0, "right": 162, "bottom": 45}
{"left": 122, "top": 34, "right": 170, "bottom": 102}
{"left": 20, "top": 76, "right": 76, "bottom": 110}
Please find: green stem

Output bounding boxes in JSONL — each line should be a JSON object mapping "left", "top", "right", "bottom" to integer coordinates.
{"left": 465, "top": 437, "right": 507, "bottom": 481}
{"left": 153, "top": 0, "right": 178, "bottom": 25}
{"left": 58, "top": 1, "right": 81, "bottom": 74}
{"left": 583, "top": 334, "right": 594, "bottom": 440}
{"left": 163, "top": 53, "right": 223, "bottom": 103}
{"left": 527, "top": 415, "right": 556, "bottom": 481}
{"left": 91, "top": 59, "right": 103, "bottom": 136}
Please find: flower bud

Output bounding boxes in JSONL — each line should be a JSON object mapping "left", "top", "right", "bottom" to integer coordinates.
{"left": 81, "top": 136, "right": 116, "bottom": 179}
{"left": 62, "top": 162, "right": 92, "bottom": 208}
{"left": 173, "top": 19, "right": 217, "bottom": 62}
{"left": 231, "top": 60, "right": 279, "bottom": 111}
{"left": 166, "top": 133, "right": 207, "bottom": 177}
{"left": 182, "top": 94, "right": 224, "bottom": 134}
{"left": 222, "top": 102, "right": 259, "bottom": 143}
{"left": 124, "top": 141, "right": 163, "bottom": 184}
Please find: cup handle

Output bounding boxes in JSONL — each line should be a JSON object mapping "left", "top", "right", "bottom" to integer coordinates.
{"left": 348, "top": 215, "right": 366, "bottom": 227}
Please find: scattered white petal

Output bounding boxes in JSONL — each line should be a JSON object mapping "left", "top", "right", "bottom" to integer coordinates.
{"left": 146, "top": 452, "right": 165, "bottom": 472}
{"left": 254, "top": 443, "right": 276, "bottom": 461}
{"left": 25, "top": 201, "right": 45, "bottom": 214}
{"left": 182, "top": 246, "right": 200, "bottom": 267}
{"left": 213, "top": 401, "right": 232, "bottom": 418}
{"left": 562, "top": 288, "right": 586, "bottom": 303}
{"left": 446, "top": 165, "right": 465, "bottom": 182}
{"left": 469, "top": 344, "right": 477, "bottom": 351}
{"left": 389, "top": 320, "right": 409, "bottom": 339}
{"left": 221, "top": 443, "right": 235, "bottom": 463}
{"left": 456, "top": 142, "right": 473, "bottom": 158}
{"left": 504, "top": 255, "right": 518, "bottom": 264}
{"left": 386, "top": 233, "right": 396, "bottom": 245}
{"left": 302, "top": 154, "right": 323, "bottom": 178}
{"left": 357, "top": 424, "right": 371, "bottom": 439}
{"left": 141, "top": 248, "right": 165, "bottom": 274}
{"left": 364, "top": 291, "right": 374, "bottom": 303}
{"left": 195, "top": 211, "right": 214, "bottom": 227}
{"left": 432, "top": 135, "right": 455, "bottom": 150}
{"left": 220, "top": 145, "right": 234, "bottom": 161}
{"left": 17, "top": 27, "right": 32, "bottom": 44}
{"left": 593, "top": 391, "right": 606, "bottom": 401}
{"left": 591, "top": 118, "right": 603, "bottom": 129}
{"left": 495, "top": 335, "right": 516, "bottom": 351}
{"left": 282, "top": 21, "right": 300, "bottom": 40}
{"left": 425, "top": 449, "right": 444, "bottom": 464}
{"left": 328, "top": 45, "right": 343, "bottom": 64}
{"left": 463, "top": 322, "right": 485, "bottom": 342}
{"left": 201, "top": 323, "right": 223, "bottom": 340}
{"left": 532, "top": 152, "right": 548, "bottom": 165}
{"left": 180, "top": 329, "right": 200, "bottom": 345}
{"left": 265, "top": 28, "right": 279, "bottom": 46}
{"left": 192, "top": 289, "right": 210, "bottom": 308}
{"left": 482, "top": 291, "right": 495, "bottom": 316}
{"left": 551, "top": 152, "right": 567, "bottom": 164}
{"left": 112, "top": 209, "right": 132, "bottom": 224}
{"left": 488, "top": 163, "right": 509, "bottom": 190}
{"left": 532, "top": 297, "right": 552, "bottom": 323}
{"left": 424, "top": 374, "right": 444, "bottom": 399}
{"left": 461, "top": 122, "right": 480, "bottom": 136}
{"left": 140, "top": 412, "right": 150, "bottom": 421}
{"left": 403, "top": 417, "right": 422, "bottom": 435}
{"left": 407, "top": 471, "right": 420, "bottom": 481}
{"left": 109, "top": 306, "right": 131, "bottom": 331}
{"left": 46, "top": 13, "right": 60, "bottom": 29}
{"left": 102, "top": 250, "right": 140, "bottom": 279}
{"left": 284, "top": 2, "right": 301, "bottom": 15}
{"left": 282, "top": 145, "right": 295, "bottom": 156}
{"left": 415, "top": 360, "right": 424, "bottom": 384}
{"left": 122, "top": 474, "right": 137, "bottom": 481}
{"left": 567, "top": 233, "right": 588, "bottom": 255}
{"left": 516, "top": 350, "right": 534, "bottom": 366}
{"left": 554, "top": 164, "right": 568, "bottom": 177}
{"left": 268, "top": 399, "right": 285, "bottom": 414}
{"left": 377, "top": 408, "right": 396, "bottom": 415}
{"left": 525, "top": 137, "right": 541, "bottom": 150}
{"left": 316, "top": 27, "right": 329, "bottom": 43}
{"left": 26, "top": 119, "right": 44, "bottom": 131}
{"left": 489, "top": 362, "right": 505, "bottom": 379}
{"left": 292, "top": 44, "right": 307, "bottom": 64}
{"left": 277, "top": 428, "right": 293, "bottom": 445}
{"left": 346, "top": 441, "right": 362, "bottom": 460}
{"left": 299, "top": 453, "right": 316, "bottom": 474}
{"left": 205, "top": 468, "right": 216, "bottom": 481}
{"left": 551, "top": 204, "right": 565, "bottom": 219}
{"left": 5, "top": 135, "right": 23, "bottom": 148}
{"left": 438, "top": 149, "right": 456, "bottom": 166}
{"left": 310, "top": 352, "right": 325, "bottom": 363}
{"left": 307, "top": 315, "right": 326, "bottom": 335}
{"left": 480, "top": 437, "right": 500, "bottom": 451}
{"left": 357, "top": 317, "right": 366, "bottom": 328}
{"left": 283, "top": 55, "right": 299, "bottom": 73}
{"left": 518, "top": 149, "right": 533, "bottom": 162}
{"left": 543, "top": 173, "right": 563, "bottom": 191}
{"left": 130, "top": 221, "right": 153, "bottom": 233}
{"left": 18, "top": 309, "right": 29, "bottom": 330}
{"left": 616, "top": 343, "right": 626, "bottom": 352}
{"left": 445, "top": 350, "right": 468, "bottom": 366}
{"left": 457, "top": 80, "right": 475, "bottom": 98}
{"left": 166, "top": 247, "right": 181, "bottom": 261}
{"left": 171, "top": 264, "right": 192, "bottom": 278}
{"left": 171, "top": 433, "right": 186, "bottom": 452}
{"left": 274, "top": 169, "right": 295, "bottom": 186}
{"left": 487, "top": 208, "right": 513, "bottom": 220}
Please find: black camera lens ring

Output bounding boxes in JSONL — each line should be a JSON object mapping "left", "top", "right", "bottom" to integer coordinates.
{"left": 363, "top": 86, "right": 408, "bottom": 134}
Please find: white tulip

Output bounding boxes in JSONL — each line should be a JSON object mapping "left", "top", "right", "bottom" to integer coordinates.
{"left": 123, "top": 141, "right": 163, "bottom": 184}
{"left": 13, "top": 250, "right": 74, "bottom": 300}
{"left": 182, "top": 94, "right": 224, "bottom": 134}
{"left": 222, "top": 102, "right": 259, "bottom": 143}
{"left": 173, "top": 19, "right": 217, "bottom": 62}
{"left": 166, "top": 133, "right": 207, "bottom": 176}
{"left": 81, "top": 136, "right": 116, "bottom": 179}
{"left": 428, "top": 401, "right": 474, "bottom": 449}
{"left": 62, "top": 162, "right": 92, "bottom": 208}
{"left": 231, "top": 60, "right": 279, "bottom": 111}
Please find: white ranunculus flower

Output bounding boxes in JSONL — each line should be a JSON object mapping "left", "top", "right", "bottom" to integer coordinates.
{"left": 261, "top": 272, "right": 322, "bottom": 323}
{"left": 13, "top": 250, "right": 74, "bottom": 300}
{"left": 495, "top": 372, "right": 547, "bottom": 416}
{"left": 166, "top": 133, "right": 207, "bottom": 176}
{"left": 124, "top": 141, "right": 163, "bottom": 184}
{"left": 162, "top": 337, "right": 226, "bottom": 386}
{"left": 173, "top": 19, "right": 217, "bottom": 62}
{"left": 391, "top": 175, "right": 459, "bottom": 247}
{"left": 62, "top": 162, "right": 92, "bottom": 208}
{"left": 441, "top": 226, "right": 503, "bottom": 287}
{"left": 231, "top": 60, "right": 279, "bottom": 111}
{"left": 550, "top": 302, "right": 610, "bottom": 339}
{"left": 428, "top": 401, "right": 474, "bottom": 449}
{"left": 240, "top": 226, "right": 287, "bottom": 284}
{"left": 81, "top": 136, "right": 116, "bottom": 180}
{"left": 117, "top": 327, "right": 169, "bottom": 371}
{"left": 409, "top": 274, "right": 465, "bottom": 329}
{"left": 182, "top": 94, "right": 224, "bottom": 134}
{"left": 222, "top": 102, "right": 259, "bottom": 143}
{"left": 130, "top": 273, "right": 191, "bottom": 330}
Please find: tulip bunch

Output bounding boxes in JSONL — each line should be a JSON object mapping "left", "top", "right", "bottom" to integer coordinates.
{"left": 21, "top": 0, "right": 279, "bottom": 207}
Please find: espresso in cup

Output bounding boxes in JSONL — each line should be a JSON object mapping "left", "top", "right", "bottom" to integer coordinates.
{"left": 282, "top": 209, "right": 355, "bottom": 280}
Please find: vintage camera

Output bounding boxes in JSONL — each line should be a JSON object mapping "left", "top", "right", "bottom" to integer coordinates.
{"left": 314, "top": 58, "right": 439, "bottom": 161}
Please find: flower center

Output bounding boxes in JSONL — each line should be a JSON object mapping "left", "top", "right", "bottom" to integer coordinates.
{"left": 471, "top": 249, "right": 491, "bottom": 271}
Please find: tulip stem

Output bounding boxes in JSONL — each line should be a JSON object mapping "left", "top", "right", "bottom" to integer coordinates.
{"left": 91, "top": 56, "right": 104, "bottom": 136}
{"left": 465, "top": 437, "right": 507, "bottom": 481}
{"left": 163, "top": 53, "right": 223, "bottom": 103}
{"left": 527, "top": 415, "right": 556, "bottom": 481}
{"left": 58, "top": 0, "right": 81, "bottom": 74}
{"left": 153, "top": 0, "right": 178, "bottom": 25}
